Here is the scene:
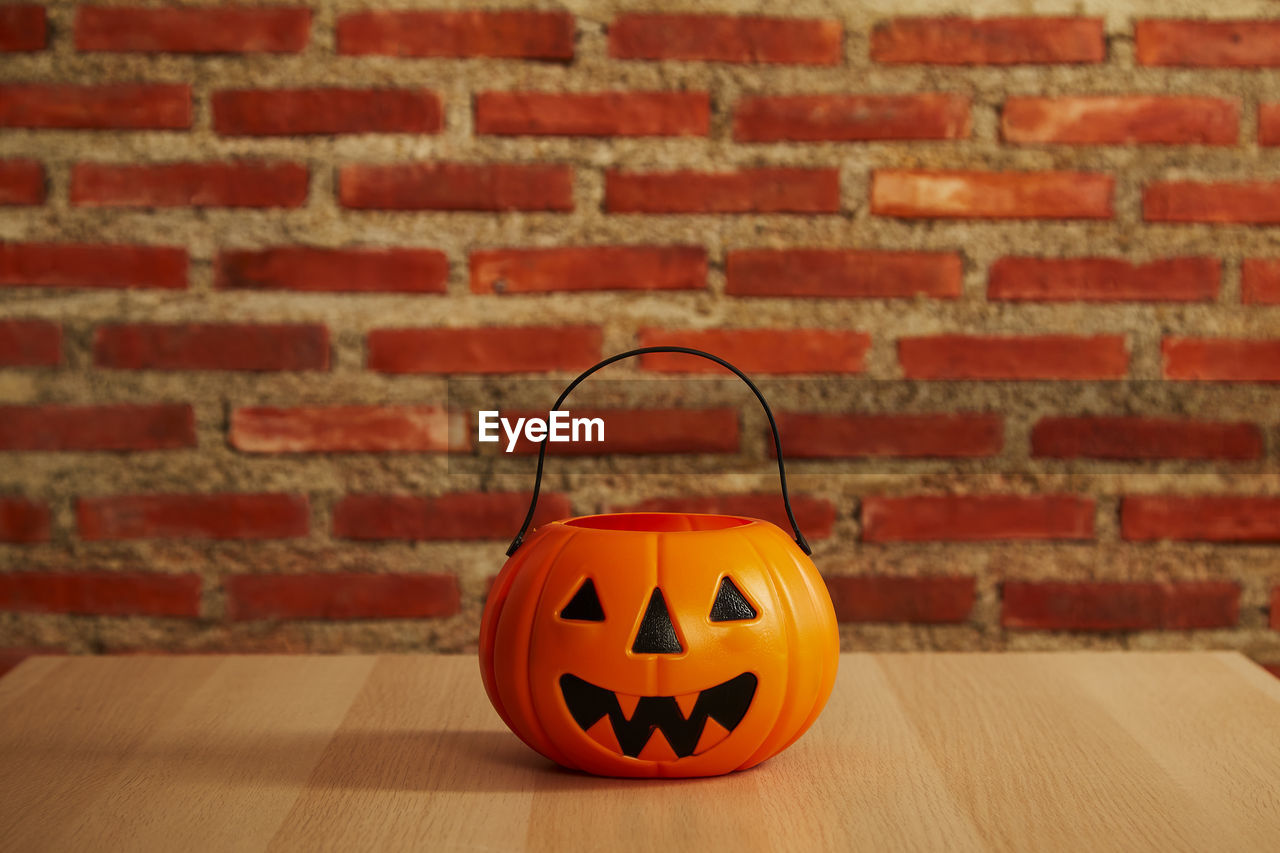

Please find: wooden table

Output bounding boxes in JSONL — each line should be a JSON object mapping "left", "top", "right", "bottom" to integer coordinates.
{"left": 2, "top": 652, "right": 1278, "bottom": 852}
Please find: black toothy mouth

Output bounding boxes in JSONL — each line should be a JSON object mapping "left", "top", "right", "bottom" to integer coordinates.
{"left": 559, "top": 672, "right": 757, "bottom": 759}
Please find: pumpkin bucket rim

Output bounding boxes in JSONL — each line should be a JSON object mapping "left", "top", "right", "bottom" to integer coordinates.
{"left": 555, "top": 512, "right": 761, "bottom": 534}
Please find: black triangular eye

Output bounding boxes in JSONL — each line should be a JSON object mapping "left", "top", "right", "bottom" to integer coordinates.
{"left": 710, "top": 577, "right": 757, "bottom": 622}
{"left": 560, "top": 579, "right": 605, "bottom": 621}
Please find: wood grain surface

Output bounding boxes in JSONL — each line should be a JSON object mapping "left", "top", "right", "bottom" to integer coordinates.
{"left": 1, "top": 652, "right": 1277, "bottom": 852}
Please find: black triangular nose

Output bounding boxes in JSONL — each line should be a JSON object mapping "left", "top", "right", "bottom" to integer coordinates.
{"left": 631, "top": 588, "right": 682, "bottom": 654}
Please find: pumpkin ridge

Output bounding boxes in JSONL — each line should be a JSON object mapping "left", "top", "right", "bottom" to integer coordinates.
{"left": 738, "top": 527, "right": 794, "bottom": 770}
{"left": 479, "top": 535, "right": 539, "bottom": 736}
{"left": 767, "top": 531, "right": 839, "bottom": 758}
{"left": 513, "top": 525, "right": 582, "bottom": 770}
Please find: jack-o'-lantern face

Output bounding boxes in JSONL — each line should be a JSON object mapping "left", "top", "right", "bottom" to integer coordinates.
{"left": 480, "top": 513, "right": 839, "bottom": 779}
{"left": 555, "top": 575, "right": 761, "bottom": 759}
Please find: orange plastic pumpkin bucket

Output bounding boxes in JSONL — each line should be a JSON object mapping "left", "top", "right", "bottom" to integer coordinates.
{"left": 479, "top": 347, "right": 839, "bottom": 778}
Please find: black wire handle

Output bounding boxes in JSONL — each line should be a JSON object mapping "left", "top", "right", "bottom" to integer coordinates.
{"left": 506, "top": 346, "right": 811, "bottom": 557}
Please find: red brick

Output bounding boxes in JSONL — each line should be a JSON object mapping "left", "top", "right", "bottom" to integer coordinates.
{"left": 76, "top": 5, "right": 310, "bottom": 54}
{"left": 1002, "top": 96, "right": 1238, "bottom": 145}
{"left": 862, "top": 494, "right": 1095, "bottom": 542}
{"left": 872, "top": 170, "right": 1113, "bottom": 219}
{"left": 1261, "top": 103, "right": 1280, "bottom": 146}
{"left": 0, "top": 5, "right": 45, "bottom": 51}
{"left": 337, "top": 10, "right": 573, "bottom": 60}
{"left": 727, "top": 250, "right": 962, "bottom": 299}
{"left": 0, "top": 404, "right": 195, "bottom": 451}
{"left": 777, "top": 413, "right": 1003, "bottom": 458}
{"left": 1144, "top": 181, "right": 1280, "bottom": 224}
{"left": 900, "top": 334, "right": 1129, "bottom": 380}
{"left": 826, "top": 576, "right": 975, "bottom": 623}
{"left": 475, "top": 91, "right": 709, "bottom": 137}
{"left": 618, "top": 494, "right": 836, "bottom": 540}
{"left": 606, "top": 168, "right": 839, "bottom": 214}
{"left": 471, "top": 246, "right": 705, "bottom": 294}
{"left": 94, "top": 323, "right": 328, "bottom": 372}
{"left": 734, "top": 94, "right": 971, "bottom": 142}
{"left": 71, "top": 161, "right": 307, "bottom": 209}
{"left": 1262, "top": 662, "right": 1280, "bottom": 677}
{"left": 340, "top": 163, "right": 572, "bottom": 212}
{"left": 215, "top": 247, "right": 447, "bottom": 294}
{"left": 989, "top": 257, "right": 1219, "bottom": 302}
{"left": 333, "top": 492, "right": 571, "bottom": 541}
{"left": 872, "top": 17, "right": 1104, "bottom": 65}
{"left": 1122, "top": 496, "right": 1280, "bottom": 543}
{"left": 1136, "top": 20, "right": 1280, "bottom": 67}
{"left": 1163, "top": 338, "right": 1280, "bottom": 383}
{"left": 226, "top": 573, "right": 459, "bottom": 621}
{"left": 1243, "top": 259, "right": 1280, "bottom": 305}
{"left": 1002, "top": 581, "right": 1239, "bottom": 631}
{"left": 1033, "top": 417, "right": 1263, "bottom": 461}
{"left": 0, "top": 572, "right": 200, "bottom": 617}
{"left": 0, "top": 84, "right": 190, "bottom": 130}
{"left": 638, "top": 328, "right": 869, "bottom": 374}
{"left": 0, "top": 498, "right": 50, "bottom": 544}
{"left": 609, "top": 13, "right": 841, "bottom": 65}
{"left": 213, "top": 88, "right": 441, "bottom": 136}
{"left": 231, "top": 405, "right": 458, "bottom": 453}
{"left": 0, "top": 160, "right": 43, "bottom": 205}
{"left": 367, "top": 325, "right": 600, "bottom": 374}
{"left": 500, "top": 408, "right": 740, "bottom": 455}
{"left": 0, "top": 319, "right": 59, "bottom": 366}
{"left": 78, "top": 493, "right": 309, "bottom": 541}
{"left": 0, "top": 242, "right": 186, "bottom": 290}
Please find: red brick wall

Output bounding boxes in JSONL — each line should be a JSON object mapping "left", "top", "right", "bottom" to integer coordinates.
{"left": 1, "top": 3, "right": 1278, "bottom": 668}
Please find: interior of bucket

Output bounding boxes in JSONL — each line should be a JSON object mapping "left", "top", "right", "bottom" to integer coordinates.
{"left": 562, "top": 513, "right": 753, "bottom": 532}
